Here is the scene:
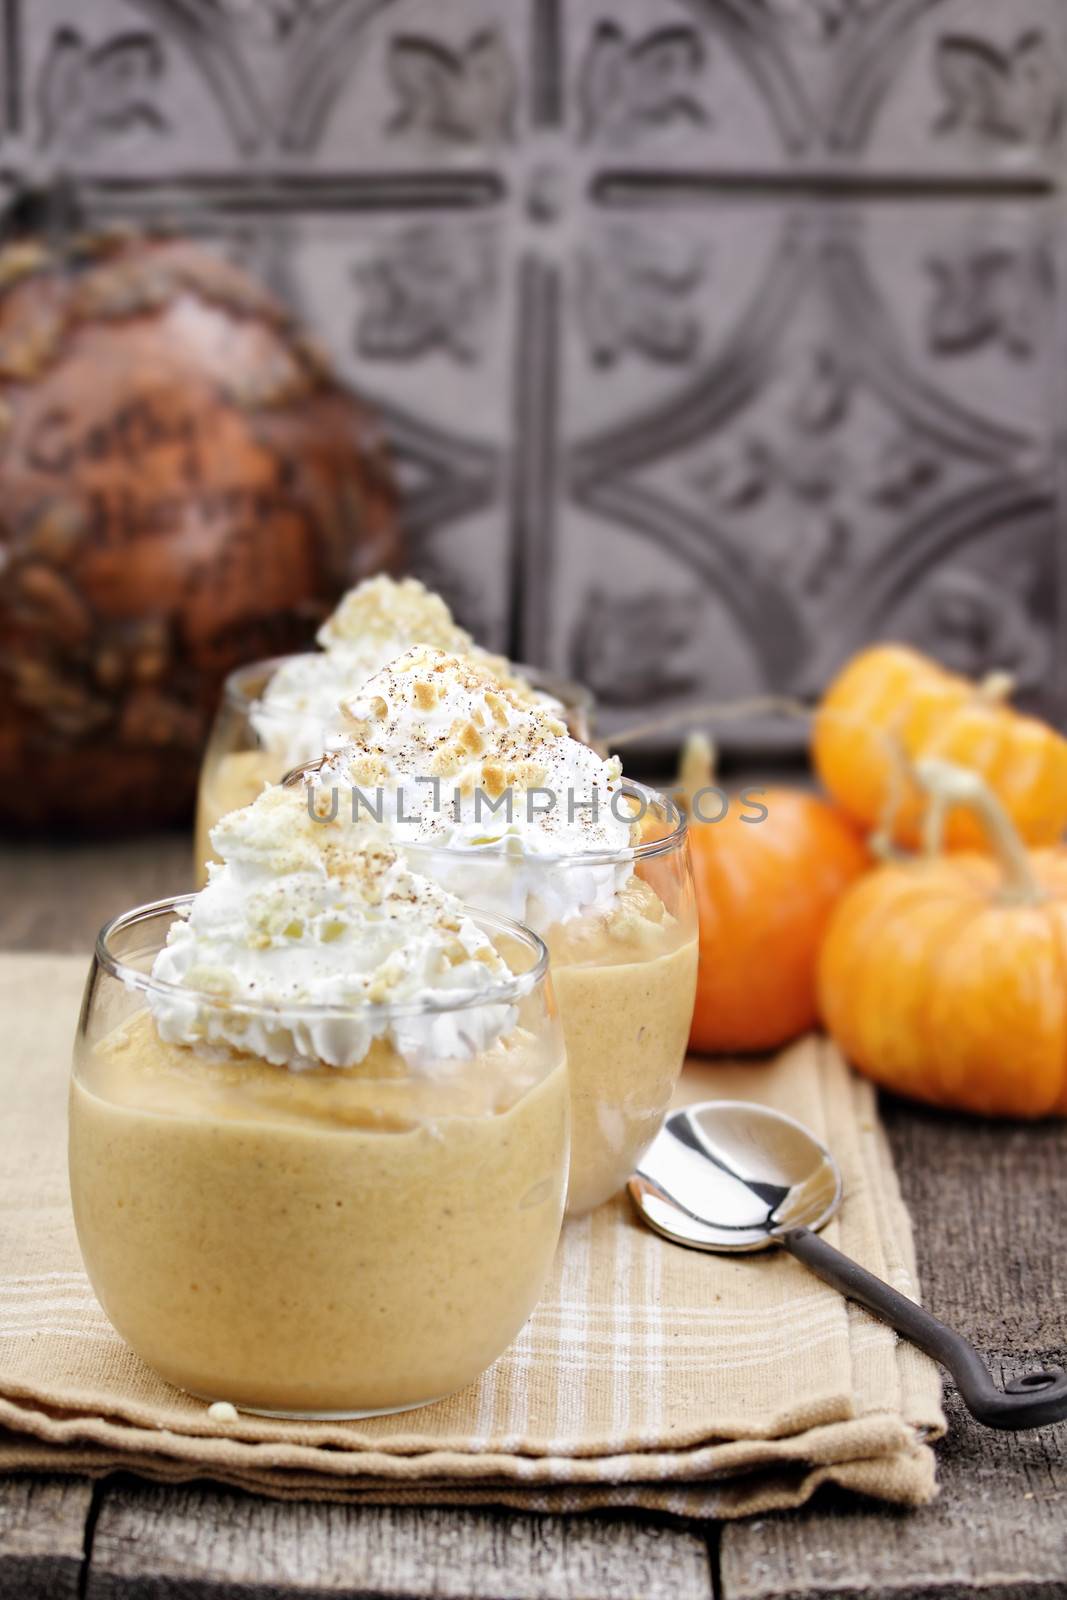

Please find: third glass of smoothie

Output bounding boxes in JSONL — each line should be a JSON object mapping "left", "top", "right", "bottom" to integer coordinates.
{"left": 194, "top": 575, "right": 594, "bottom": 884}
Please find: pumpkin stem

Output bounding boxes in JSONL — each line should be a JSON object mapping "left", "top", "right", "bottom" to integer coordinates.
{"left": 677, "top": 732, "right": 717, "bottom": 812}
{"left": 913, "top": 758, "right": 1044, "bottom": 904}
{"left": 867, "top": 726, "right": 914, "bottom": 863}
{"left": 975, "top": 669, "right": 1015, "bottom": 705}
{"left": 867, "top": 820, "right": 908, "bottom": 864}
{"left": 613, "top": 697, "right": 927, "bottom": 864}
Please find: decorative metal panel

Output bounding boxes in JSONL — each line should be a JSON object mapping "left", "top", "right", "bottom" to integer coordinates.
{"left": 2, "top": 0, "right": 1063, "bottom": 747}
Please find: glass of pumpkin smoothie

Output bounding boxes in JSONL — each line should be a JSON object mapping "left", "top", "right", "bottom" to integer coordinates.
{"left": 408, "top": 786, "right": 696, "bottom": 1216}
{"left": 71, "top": 787, "right": 568, "bottom": 1419}
{"left": 194, "top": 575, "right": 593, "bottom": 883}
{"left": 306, "top": 647, "right": 698, "bottom": 1217}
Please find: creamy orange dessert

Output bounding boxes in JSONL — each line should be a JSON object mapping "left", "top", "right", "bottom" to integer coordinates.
{"left": 195, "top": 575, "right": 565, "bottom": 880}
{"left": 311, "top": 647, "right": 698, "bottom": 1215}
{"left": 71, "top": 787, "right": 568, "bottom": 1416}
{"left": 542, "top": 877, "right": 698, "bottom": 1217}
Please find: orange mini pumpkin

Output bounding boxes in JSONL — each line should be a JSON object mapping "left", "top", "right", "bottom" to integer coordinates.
{"left": 812, "top": 644, "right": 1067, "bottom": 851}
{"left": 819, "top": 759, "right": 1067, "bottom": 1118}
{"left": 678, "top": 737, "right": 869, "bottom": 1055}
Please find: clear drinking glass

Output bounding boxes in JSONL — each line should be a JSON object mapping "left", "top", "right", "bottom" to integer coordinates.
{"left": 404, "top": 782, "right": 698, "bottom": 1216}
{"left": 70, "top": 897, "right": 568, "bottom": 1419}
{"left": 193, "top": 654, "right": 595, "bottom": 884}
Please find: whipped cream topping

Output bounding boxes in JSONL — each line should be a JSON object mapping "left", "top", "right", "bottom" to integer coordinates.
{"left": 148, "top": 784, "right": 520, "bottom": 1071}
{"left": 251, "top": 576, "right": 553, "bottom": 770}
{"left": 315, "top": 647, "right": 634, "bottom": 930}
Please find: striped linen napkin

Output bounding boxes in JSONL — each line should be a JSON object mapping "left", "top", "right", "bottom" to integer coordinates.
{"left": 0, "top": 953, "right": 943, "bottom": 1518}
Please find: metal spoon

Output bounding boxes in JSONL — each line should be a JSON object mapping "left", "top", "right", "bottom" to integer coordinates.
{"left": 629, "top": 1101, "right": 1067, "bottom": 1430}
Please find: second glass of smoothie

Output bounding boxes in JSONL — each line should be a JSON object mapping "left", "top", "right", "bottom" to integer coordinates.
{"left": 279, "top": 644, "right": 696, "bottom": 1216}
{"left": 405, "top": 782, "right": 697, "bottom": 1215}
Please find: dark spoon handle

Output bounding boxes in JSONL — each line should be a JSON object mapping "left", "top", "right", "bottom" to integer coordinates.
{"left": 780, "top": 1226, "right": 1067, "bottom": 1430}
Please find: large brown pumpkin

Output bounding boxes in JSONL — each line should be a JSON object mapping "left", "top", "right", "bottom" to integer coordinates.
{"left": 0, "top": 213, "right": 399, "bottom": 830}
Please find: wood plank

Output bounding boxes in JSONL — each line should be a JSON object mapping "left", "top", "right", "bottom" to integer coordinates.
{"left": 9, "top": 836, "right": 1067, "bottom": 1600}
{"left": 883, "top": 1100, "right": 1067, "bottom": 1353}
{"left": 721, "top": 1095, "right": 1067, "bottom": 1600}
{"left": 0, "top": 1475, "right": 94, "bottom": 1600}
{"left": 720, "top": 1380, "right": 1067, "bottom": 1600}
{"left": 85, "top": 1488, "right": 713, "bottom": 1600}
{"left": 0, "top": 834, "right": 192, "bottom": 953}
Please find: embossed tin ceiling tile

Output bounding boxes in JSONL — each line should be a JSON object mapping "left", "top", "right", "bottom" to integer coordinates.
{"left": 273, "top": 0, "right": 532, "bottom": 169}
{"left": 833, "top": 0, "right": 1067, "bottom": 179}
{"left": 564, "top": 0, "right": 1067, "bottom": 183}
{"left": 548, "top": 499, "right": 763, "bottom": 725}
{"left": 404, "top": 509, "right": 515, "bottom": 653}
{"left": 17, "top": 0, "right": 1067, "bottom": 183}
{"left": 3, "top": 0, "right": 1063, "bottom": 751}
{"left": 565, "top": 0, "right": 793, "bottom": 172}
{"left": 858, "top": 201, "right": 1057, "bottom": 444}
{"left": 283, "top": 0, "right": 796, "bottom": 176}
{"left": 553, "top": 200, "right": 1057, "bottom": 742}
{"left": 284, "top": 212, "right": 516, "bottom": 437}
{"left": 19, "top": 0, "right": 267, "bottom": 169}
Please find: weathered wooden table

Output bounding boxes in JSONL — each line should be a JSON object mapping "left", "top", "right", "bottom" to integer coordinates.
{"left": 1, "top": 835, "right": 1064, "bottom": 1600}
